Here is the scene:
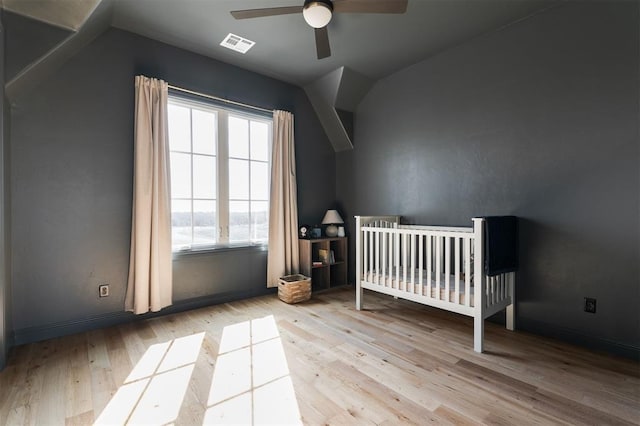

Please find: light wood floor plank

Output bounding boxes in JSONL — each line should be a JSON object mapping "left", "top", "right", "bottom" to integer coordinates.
{"left": 0, "top": 288, "right": 638, "bottom": 425}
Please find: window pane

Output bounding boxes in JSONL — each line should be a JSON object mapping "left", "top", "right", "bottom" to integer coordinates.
{"left": 250, "top": 121, "right": 269, "bottom": 161}
{"left": 193, "top": 155, "right": 216, "bottom": 199}
{"left": 250, "top": 162, "right": 269, "bottom": 201}
{"left": 229, "top": 201, "right": 249, "bottom": 242}
{"left": 171, "top": 200, "right": 192, "bottom": 249}
{"left": 229, "top": 116, "right": 249, "bottom": 159}
{"left": 170, "top": 153, "right": 191, "bottom": 198}
{"left": 193, "top": 200, "right": 217, "bottom": 245}
{"left": 251, "top": 201, "right": 269, "bottom": 242}
{"left": 192, "top": 109, "right": 216, "bottom": 155}
{"left": 168, "top": 104, "right": 191, "bottom": 152}
{"left": 168, "top": 95, "right": 272, "bottom": 249}
{"left": 229, "top": 159, "right": 249, "bottom": 200}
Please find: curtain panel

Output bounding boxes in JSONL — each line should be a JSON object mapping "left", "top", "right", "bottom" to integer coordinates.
{"left": 125, "top": 75, "right": 173, "bottom": 314}
{"left": 267, "top": 110, "right": 300, "bottom": 287}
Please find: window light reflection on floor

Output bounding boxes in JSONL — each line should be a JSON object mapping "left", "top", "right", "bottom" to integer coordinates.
{"left": 204, "top": 315, "right": 302, "bottom": 425}
{"left": 94, "top": 332, "right": 205, "bottom": 425}
{"left": 93, "top": 315, "right": 302, "bottom": 425}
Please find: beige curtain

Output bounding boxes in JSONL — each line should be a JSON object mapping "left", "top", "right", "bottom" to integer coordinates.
{"left": 125, "top": 76, "right": 173, "bottom": 314}
{"left": 267, "top": 110, "right": 299, "bottom": 287}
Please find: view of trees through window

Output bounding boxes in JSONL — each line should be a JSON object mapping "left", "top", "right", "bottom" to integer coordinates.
{"left": 168, "top": 97, "right": 271, "bottom": 250}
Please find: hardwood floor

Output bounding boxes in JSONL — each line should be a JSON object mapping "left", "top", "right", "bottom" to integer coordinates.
{"left": 1, "top": 287, "right": 638, "bottom": 425}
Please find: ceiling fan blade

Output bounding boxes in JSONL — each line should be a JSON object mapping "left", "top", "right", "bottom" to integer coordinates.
{"left": 230, "top": 6, "right": 303, "bottom": 20}
{"left": 332, "top": 0, "right": 408, "bottom": 14}
{"left": 315, "top": 27, "right": 331, "bottom": 59}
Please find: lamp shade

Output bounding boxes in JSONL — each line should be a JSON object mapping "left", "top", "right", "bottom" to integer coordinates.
{"left": 322, "top": 209, "right": 343, "bottom": 225}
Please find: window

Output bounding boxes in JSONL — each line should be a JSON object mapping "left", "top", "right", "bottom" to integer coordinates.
{"left": 168, "top": 96, "right": 272, "bottom": 251}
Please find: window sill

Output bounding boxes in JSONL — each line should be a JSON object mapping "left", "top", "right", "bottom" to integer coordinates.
{"left": 172, "top": 243, "right": 268, "bottom": 258}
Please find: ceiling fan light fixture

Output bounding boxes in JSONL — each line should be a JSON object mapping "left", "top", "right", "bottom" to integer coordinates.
{"left": 303, "top": 0, "right": 333, "bottom": 28}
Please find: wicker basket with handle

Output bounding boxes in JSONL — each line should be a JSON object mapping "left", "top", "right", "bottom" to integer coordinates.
{"left": 278, "top": 274, "right": 311, "bottom": 304}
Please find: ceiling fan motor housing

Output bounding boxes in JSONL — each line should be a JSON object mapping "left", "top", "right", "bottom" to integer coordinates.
{"left": 303, "top": 0, "right": 334, "bottom": 28}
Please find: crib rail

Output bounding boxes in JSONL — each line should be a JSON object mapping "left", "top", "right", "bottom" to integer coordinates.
{"left": 355, "top": 216, "right": 513, "bottom": 316}
{"left": 356, "top": 217, "right": 475, "bottom": 315}
{"left": 355, "top": 215, "right": 516, "bottom": 353}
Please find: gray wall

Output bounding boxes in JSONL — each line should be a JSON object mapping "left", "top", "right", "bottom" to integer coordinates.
{"left": 3, "top": 10, "right": 71, "bottom": 82}
{"left": 9, "top": 27, "right": 334, "bottom": 342}
{"left": 0, "top": 11, "right": 7, "bottom": 369}
{"left": 337, "top": 1, "right": 639, "bottom": 356}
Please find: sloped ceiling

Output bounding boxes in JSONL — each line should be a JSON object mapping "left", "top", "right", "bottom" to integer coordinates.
{"left": 3, "top": 0, "right": 562, "bottom": 151}
{"left": 2, "top": 0, "right": 101, "bottom": 31}
{"left": 2, "top": 0, "right": 561, "bottom": 89}
{"left": 3, "top": 11, "right": 72, "bottom": 82}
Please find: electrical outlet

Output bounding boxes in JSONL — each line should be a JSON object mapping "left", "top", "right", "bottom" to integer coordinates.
{"left": 99, "top": 284, "right": 110, "bottom": 298}
{"left": 584, "top": 297, "right": 596, "bottom": 313}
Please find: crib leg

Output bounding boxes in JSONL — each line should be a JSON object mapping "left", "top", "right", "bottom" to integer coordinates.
{"left": 506, "top": 304, "right": 515, "bottom": 331}
{"left": 474, "top": 316, "right": 484, "bottom": 353}
{"left": 356, "top": 282, "right": 363, "bottom": 311}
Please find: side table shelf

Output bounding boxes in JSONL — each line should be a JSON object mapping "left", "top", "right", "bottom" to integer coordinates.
{"left": 299, "top": 237, "right": 347, "bottom": 291}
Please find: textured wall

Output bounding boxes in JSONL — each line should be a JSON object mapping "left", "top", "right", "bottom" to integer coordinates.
{"left": 3, "top": 11, "right": 71, "bottom": 82}
{"left": 337, "top": 1, "right": 639, "bottom": 355}
{"left": 0, "top": 11, "right": 7, "bottom": 369}
{"left": 9, "top": 27, "right": 334, "bottom": 337}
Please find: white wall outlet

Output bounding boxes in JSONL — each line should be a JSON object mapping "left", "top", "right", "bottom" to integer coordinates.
{"left": 99, "top": 284, "right": 110, "bottom": 297}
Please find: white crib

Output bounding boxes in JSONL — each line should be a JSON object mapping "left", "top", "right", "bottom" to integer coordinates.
{"left": 355, "top": 215, "right": 516, "bottom": 353}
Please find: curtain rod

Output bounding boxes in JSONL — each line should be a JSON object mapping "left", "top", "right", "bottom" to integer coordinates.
{"left": 168, "top": 84, "right": 273, "bottom": 114}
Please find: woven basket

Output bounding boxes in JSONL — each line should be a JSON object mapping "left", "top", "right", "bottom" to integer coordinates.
{"left": 278, "top": 274, "right": 311, "bottom": 304}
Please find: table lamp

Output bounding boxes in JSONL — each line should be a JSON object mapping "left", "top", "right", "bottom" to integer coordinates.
{"left": 322, "top": 209, "right": 344, "bottom": 237}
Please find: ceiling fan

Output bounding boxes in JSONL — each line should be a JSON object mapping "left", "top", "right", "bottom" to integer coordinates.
{"left": 231, "top": 0, "right": 408, "bottom": 59}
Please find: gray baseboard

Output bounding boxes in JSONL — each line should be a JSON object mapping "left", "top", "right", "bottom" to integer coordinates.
{"left": 11, "top": 289, "right": 638, "bottom": 362}
{"left": 12, "top": 287, "right": 276, "bottom": 346}
{"left": 517, "top": 318, "right": 640, "bottom": 361}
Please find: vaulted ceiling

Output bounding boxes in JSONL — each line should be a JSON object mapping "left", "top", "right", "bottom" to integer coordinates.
{"left": 3, "top": 0, "right": 561, "bottom": 151}
{"left": 5, "top": 0, "right": 560, "bottom": 86}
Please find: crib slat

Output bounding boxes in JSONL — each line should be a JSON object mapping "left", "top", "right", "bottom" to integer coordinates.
{"left": 369, "top": 230, "right": 374, "bottom": 282}
{"left": 382, "top": 230, "right": 387, "bottom": 287}
{"left": 490, "top": 277, "right": 494, "bottom": 307}
{"left": 390, "top": 234, "right": 402, "bottom": 290}
{"left": 389, "top": 231, "right": 394, "bottom": 287}
{"left": 445, "top": 237, "right": 451, "bottom": 302}
{"left": 426, "top": 235, "right": 432, "bottom": 298}
{"left": 465, "top": 237, "right": 471, "bottom": 307}
{"left": 376, "top": 230, "right": 380, "bottom": 286}
{"left": 504, "top": 274, "right": 508, "bottom": 301}
{"left": 418, "top": 235, "right": 424, "bottom": 293}
{"left": 390, "top": 231, "right": 394, "bottom": 287}
{"left": 454, "top": 237, "right": 460, "bottom": 305}
{"left": 363, "top": 230, "right": 369, "bottom": 281}
{"left": 503, "top": 273, "right": 507, "bottom": 300}
{"left": 436, "top": 236, "right": 442, "bottom": 300}
{"left": 402, "top": 233, "right": 407, "bottom": 291}
{"left": 362, "top": 229, "right": 367, "bottom": 281}
{"left": 493, "top": 276, "right": 497, "bottom": 306}
{"left": 411, "top": 233, "right": 416, "bottom": 291}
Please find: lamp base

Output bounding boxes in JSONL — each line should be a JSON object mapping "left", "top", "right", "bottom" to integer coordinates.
{"left": 325, "top": 224, "right": 338, "bottom": 237}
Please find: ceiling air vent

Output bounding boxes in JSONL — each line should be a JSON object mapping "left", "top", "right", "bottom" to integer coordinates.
{"left": 220, "top": 33, "right": 255, "bottom": 54}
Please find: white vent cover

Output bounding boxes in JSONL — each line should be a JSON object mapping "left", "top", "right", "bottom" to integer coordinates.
{"left": 220, "top": 33, "right": 255, "bottom": 54}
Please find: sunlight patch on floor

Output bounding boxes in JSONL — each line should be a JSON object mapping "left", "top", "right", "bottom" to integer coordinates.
{"left": 204, "top": 315, "right": 302, "bottom": 425}
{"left": 94, "top": 332, "right": 205, "bottom": 425}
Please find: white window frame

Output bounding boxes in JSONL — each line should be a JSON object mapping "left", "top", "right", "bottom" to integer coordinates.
{"left": 168, "top": 95, "right": 272, "bottom": 252}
